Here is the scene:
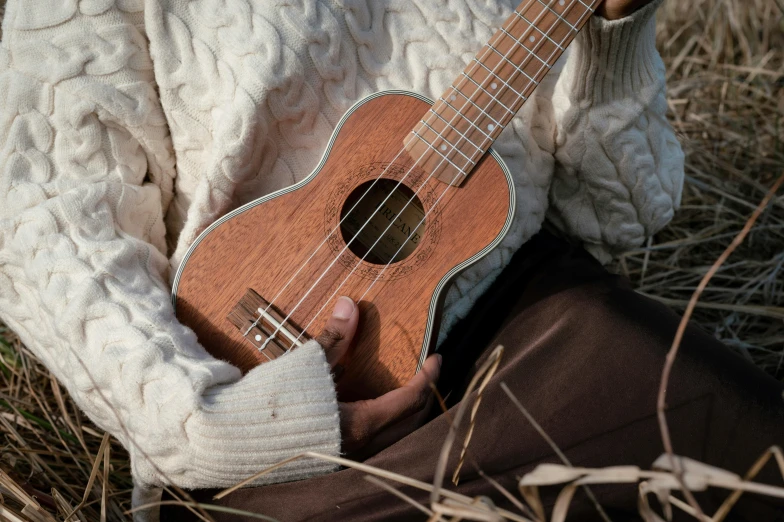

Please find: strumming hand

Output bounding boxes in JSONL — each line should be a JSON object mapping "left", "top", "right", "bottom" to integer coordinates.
{"left": 317, "top": 297, "right": 442, "bottom": 455}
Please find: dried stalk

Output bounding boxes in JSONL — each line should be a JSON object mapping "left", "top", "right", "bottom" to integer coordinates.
{"left": 656, "top": 172, "right": 784, "bottom": 521}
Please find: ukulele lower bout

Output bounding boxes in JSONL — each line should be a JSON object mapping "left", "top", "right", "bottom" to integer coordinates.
{"left": 171, "top": 90, "right": 515, "bottom": 399}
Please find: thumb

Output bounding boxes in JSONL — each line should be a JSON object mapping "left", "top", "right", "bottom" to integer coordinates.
{"left": 316, "top": 296, "right": 358, "bottom": 369}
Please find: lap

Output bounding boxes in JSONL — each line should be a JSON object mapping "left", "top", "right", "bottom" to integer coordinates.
{"left": 163, "top": 231, "right": 784, "bottom": 521}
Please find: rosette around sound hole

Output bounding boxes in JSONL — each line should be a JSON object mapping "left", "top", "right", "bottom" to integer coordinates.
{"left": 339, "top": 179, "right": 426, "bottom": 265}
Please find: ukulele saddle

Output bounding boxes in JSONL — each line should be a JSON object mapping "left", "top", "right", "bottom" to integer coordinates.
{"left": 227, "top": 289, "right": 308, "bottom": 361}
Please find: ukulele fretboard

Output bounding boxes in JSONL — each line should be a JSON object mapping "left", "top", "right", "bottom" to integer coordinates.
{"left": 404, "top": 0, "right": 602, "bottom": 186}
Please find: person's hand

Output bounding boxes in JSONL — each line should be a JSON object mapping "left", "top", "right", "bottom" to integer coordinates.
{"left": 317, "top": 296, "right": 442, "bottom": 455}
{"left": 596, "top": 0, "right": 655, "bottom": 20}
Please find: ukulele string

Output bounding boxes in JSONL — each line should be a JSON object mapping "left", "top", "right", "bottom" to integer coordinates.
{"left": 290, "top": 0, "right": 590, "bottom": 346}
{"left": 246, "top": 0, "right": 551, "bottom": 346}
{"left": 242, "top": 146, "right": 408, "bottom": 337}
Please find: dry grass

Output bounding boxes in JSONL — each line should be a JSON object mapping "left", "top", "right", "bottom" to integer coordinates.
{"left": 0, "top": 0, "right": 783, "bottom": 520}
{"left": 620, "top": 0, "right": 784, "bottom": 379}
{"left": 0, "top": 326, "right": 134, "bottom": 520}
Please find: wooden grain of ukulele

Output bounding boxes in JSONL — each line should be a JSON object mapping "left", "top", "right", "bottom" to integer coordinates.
{"left": 172, "top": 0, "right": 603, "bottom": 399}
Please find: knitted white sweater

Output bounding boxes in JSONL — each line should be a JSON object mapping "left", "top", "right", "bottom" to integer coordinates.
{"left": 0, "top": 0, "right": 683, "bottom": 517}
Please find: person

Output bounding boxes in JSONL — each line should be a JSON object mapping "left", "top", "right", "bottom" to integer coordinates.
{"left": 6, "top": 1, "right": 776, "bottom": 521}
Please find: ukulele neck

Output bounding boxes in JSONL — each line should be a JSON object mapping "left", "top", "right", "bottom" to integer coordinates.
{"left": 404, "top": 0, "right": 602, "bottom": 186}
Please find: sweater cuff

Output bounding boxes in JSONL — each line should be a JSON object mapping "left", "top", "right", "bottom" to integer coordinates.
{"left": 566, "top": 0, "right": 663, "bottom": 105}
{"left": 179, "top": 341, "right": 341, "bottom": 488}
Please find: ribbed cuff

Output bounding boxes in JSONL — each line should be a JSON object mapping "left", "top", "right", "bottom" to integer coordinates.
{"left": 566, "top": 0, "right": 664, "bottom": 105}
{"left": 180, "top": 340, "right": 341, "bottom": 488}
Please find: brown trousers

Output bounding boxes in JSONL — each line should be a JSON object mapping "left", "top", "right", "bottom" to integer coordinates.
{"left": 163, "top": 231, "right": 784, "bottom": 521}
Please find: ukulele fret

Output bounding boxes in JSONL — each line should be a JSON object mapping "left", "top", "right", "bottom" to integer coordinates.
{"left": 438, "top": 97, "right": 494, "bottom": 141}
{"left": 451, "top": 76, "right": 504, "bottom": 126}
{"left": 482, "top": 46, "right": 538, "bottom": 90}
{"left": 411, "top": 131, "right": 472, "bottom": 173}
{"left": 513, "top": 12, "right": 566, "bottom": 51}
{"left": 533, "top": 0, "right": 579, "bottom": 33}
{"left": 427, "top": 108, "right": 483, "bottom": 154}
{"left": 404, "top": 0, "right": 601, "bottom": 187}
{"left": 465, "top": 63, "right": 523, "bottom": 110}
{"left": 418, "top": 120, "right": 477, "bottom": 165}
{"left": 500, "top": 28, "right": 552, "bottom": 68}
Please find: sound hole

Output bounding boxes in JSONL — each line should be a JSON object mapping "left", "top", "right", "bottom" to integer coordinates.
{"left": 340, "top": 179, "right": 426, "bottom": 265}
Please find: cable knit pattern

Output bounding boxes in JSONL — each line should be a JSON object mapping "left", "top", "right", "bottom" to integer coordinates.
{"left": 0, "top": 1, "right": 683, "bottom": 520}
{"left": 548, "top": 0, "right": 684, "bottom": 262}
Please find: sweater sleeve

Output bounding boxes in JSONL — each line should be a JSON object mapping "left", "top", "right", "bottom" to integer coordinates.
{"left": 0, "top": 0, "right": 340, "bottom": 504}
{"left": 547, "top": 0, "right": 685, "bottom": 263}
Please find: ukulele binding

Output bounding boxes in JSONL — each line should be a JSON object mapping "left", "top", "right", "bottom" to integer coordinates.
{"left": 226, "top": 289, "right": 309, "bottom": 361}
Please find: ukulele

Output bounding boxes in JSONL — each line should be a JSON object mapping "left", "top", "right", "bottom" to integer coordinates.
{"left": 172, "top": 0, "right": 602, "bottom": 399}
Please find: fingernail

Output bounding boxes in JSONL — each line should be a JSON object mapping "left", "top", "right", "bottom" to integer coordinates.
{"left": 333, "top": 296, "right": 354, "bottom": 320}
{"left": 436, "top": 354, "right": 443, "bottom": 366}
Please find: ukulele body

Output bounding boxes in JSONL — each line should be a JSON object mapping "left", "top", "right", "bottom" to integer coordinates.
{"left": 171, "top": 90, "right": 515, "bottom": 400}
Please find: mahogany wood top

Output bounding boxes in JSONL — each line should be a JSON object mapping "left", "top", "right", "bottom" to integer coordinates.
{"left": 173, "top": 92, "right": 513, "bottom": 399}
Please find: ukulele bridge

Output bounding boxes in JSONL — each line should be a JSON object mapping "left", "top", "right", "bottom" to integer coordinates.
{"left": 227, "top": 289, "right": 309, "bottom": 361}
